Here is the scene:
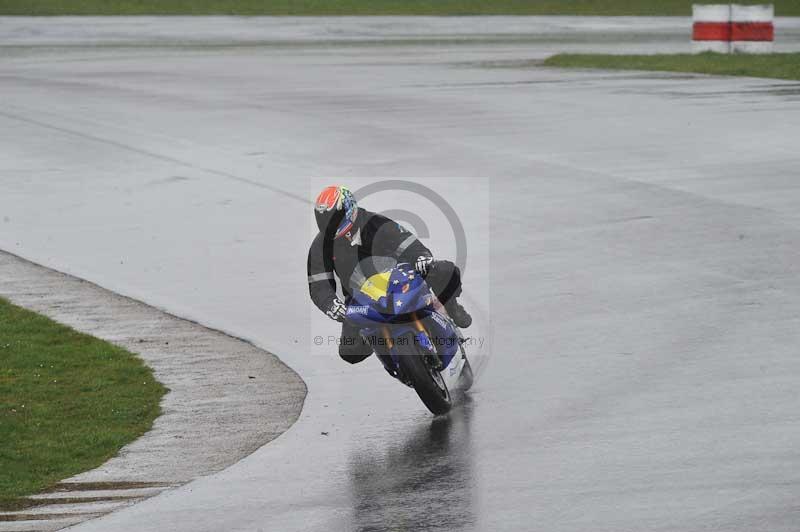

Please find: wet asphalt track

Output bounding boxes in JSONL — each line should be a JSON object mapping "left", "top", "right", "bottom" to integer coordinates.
{"left": 3, "top": 17, "right": 800, "bottom": 532}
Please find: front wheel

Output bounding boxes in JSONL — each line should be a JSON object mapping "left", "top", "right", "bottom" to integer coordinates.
{"left": 396, "top": 333, "right": 452, "bottom": 415}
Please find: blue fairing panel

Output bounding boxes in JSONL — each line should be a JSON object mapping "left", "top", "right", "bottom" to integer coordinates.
{"left": 418, "top": 309, "right": 459, "bottom": 369}
{"left": 346, "top": 263, "right": 460, "bottom": 376}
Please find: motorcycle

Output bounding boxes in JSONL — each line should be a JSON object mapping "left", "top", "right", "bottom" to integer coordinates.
{"left": 345, "top": 260, "right": 473, "bottom": 415}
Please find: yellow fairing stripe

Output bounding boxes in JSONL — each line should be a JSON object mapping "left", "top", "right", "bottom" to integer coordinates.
{"left": 360, "top": 271, "right": 391, "bottom": 301}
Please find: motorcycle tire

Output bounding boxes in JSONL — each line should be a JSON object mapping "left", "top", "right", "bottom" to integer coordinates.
{"left": 397, "top": 332, "right": 452, "bottom": 416}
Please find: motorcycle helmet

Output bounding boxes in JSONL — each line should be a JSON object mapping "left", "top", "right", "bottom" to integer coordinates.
{"left": 314, "top": 185, "right": 358, "bottom": 239}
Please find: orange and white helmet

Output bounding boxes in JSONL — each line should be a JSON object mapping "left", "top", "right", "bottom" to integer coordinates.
{"left": 314, "top": 185, "right": 358, "bottom": 239}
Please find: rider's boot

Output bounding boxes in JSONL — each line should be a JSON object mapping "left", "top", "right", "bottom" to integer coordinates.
{"left": 445, "top": 298, "right": 472, "bottom": 328}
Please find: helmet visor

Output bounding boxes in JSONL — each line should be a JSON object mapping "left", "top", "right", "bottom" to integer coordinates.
{"left": 315, "top": 208, "right": 345, "bottom": 238}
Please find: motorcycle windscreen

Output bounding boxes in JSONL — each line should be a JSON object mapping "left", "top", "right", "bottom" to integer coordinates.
{"left": 351, "top": 263, "right": 431, "bottom": 317}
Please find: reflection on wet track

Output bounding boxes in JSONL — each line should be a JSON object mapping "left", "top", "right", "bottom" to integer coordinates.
{"left": 348, "top": 399, "right": 476, "bottom": 532}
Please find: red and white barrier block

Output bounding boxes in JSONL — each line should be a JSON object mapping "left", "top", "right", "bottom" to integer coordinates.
{"left": 692, "top": 4, "right": 774, "bottom": 54}
{"left": 693, "top": 4, "right": 732, "bottom": 53}
{"left": 731, "top": 4, "right": 774, "bottom": 53}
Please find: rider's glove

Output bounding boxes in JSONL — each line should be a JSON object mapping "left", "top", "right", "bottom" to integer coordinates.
{"left": 326, "top": 298, "right": 347, "bottom": 322}
{"left": 415, "top": 256, "right": 434, "bottom": 276}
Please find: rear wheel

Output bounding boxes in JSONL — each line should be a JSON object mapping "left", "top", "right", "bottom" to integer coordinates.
{"left": 396, "top": 333, "right": 452, "bottom": 415}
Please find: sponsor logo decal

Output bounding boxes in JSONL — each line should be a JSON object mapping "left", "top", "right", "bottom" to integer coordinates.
{"left": 431, "top": 312, "right": 449, "bottom": 330}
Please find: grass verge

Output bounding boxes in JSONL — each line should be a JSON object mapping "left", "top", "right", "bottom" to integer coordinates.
{"left": 1, "top": 0, "right": 799, "bottom": 16}
{"left": 0, "top": 297, "right": 166, "bottom": 508}
{"left": 543, "top": 52, "right": 800, "bottom": 81}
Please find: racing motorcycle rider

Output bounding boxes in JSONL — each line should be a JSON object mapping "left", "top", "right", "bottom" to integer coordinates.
{"left": 307, "top": 185, "right": 472, "bottom": 364}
